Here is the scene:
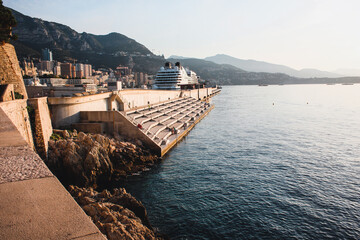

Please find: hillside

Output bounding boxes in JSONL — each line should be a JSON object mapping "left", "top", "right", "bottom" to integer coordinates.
{"left": 205, "top": 54, "right": 343, "bottom": 78}
{"left": 9, "top": 8, "right": 163, "bottom": 70}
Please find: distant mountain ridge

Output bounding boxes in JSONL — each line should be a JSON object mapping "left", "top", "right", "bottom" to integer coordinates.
{"left": 167, "top": 57, "right": 360, "bottom": 86}
{"left": 333, "top": 68, "right": 360, "bottom": 77}
{"left": 204, "top": 54, "right": 344, "bottom": 78}
{"left": 8, "top": 8, "right": 360, "bottom": 85}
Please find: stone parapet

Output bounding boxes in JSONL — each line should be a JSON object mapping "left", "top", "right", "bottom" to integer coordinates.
{"left": 27, "top": 97, "right": 53, "bottom": 159}
{"left": 0, "top": 99, "right": 34, "bottom": 148}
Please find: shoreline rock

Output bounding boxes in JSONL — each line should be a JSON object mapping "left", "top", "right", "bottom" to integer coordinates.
{"left": 45, "top": 130, "right": 166, "bottom": 239}
{"left": 46, "top": 130, "right": 161, "bottom": 188}
{"left": 69, "top": 185, "right": 166, "bottom": 240}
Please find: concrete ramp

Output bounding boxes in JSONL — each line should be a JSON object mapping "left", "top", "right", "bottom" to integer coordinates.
{"left": 79, "top": 97, "right": 214, "bottom": 156}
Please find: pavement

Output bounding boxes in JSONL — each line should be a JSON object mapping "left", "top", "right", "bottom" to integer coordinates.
{"left": 0, "top": 105, "right": 106, "bottom": 239}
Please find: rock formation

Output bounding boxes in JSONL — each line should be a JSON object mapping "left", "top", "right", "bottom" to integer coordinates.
{"left": 47, "top": 130, "right": 160, "bottom": 187}
{"left": 69, "top": 185, "right": 165, "bottom": 240}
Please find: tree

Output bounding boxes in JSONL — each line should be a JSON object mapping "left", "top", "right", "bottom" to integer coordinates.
{"left": 0, "top": 0, "right": 17, "bottom": 44}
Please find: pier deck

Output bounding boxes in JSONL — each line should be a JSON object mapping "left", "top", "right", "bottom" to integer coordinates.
{"left": 126, "top": 96, "right": 214, "bottom": 156}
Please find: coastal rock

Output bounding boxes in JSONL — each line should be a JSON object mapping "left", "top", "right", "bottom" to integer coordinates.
{"left": 46, "top": 130, "right": 160, "bottom": 187}
{"left": 69, "top": 186, "right": 165, "bottom": 240}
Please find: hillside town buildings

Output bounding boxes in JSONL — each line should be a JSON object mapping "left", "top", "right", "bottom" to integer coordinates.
{"left": 20, "top": 48, "right": 153, "bottom": 97}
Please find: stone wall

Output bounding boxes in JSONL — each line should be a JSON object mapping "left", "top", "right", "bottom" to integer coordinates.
{"left": 0, "top": 44, "right": 28, "bottom": 99}
{"left": 27, "top": 97, "right": 53, "bottom": 159}
{"left": 0, "top": 99, "right": 34, "bottom": 148}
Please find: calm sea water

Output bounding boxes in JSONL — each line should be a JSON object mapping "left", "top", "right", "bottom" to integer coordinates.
{"left": 123, "top": 84, "right": 360, "bottom": 239}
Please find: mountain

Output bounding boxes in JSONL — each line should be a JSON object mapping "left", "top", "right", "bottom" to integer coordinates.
{"left": 9, "top": 8, "right": 164, "bottom": 71}
{"left": 297, "top": 68, "right": 343, "bottom": 78}
{"left": 8, "top": 8, "right": 360, "bottom": 85}
{"left": 333, "top": 68, "right": 360, "bottom": 77}
{"left": 204, "top": 54, "right": 343, "bottom": 78}
{"left": 168, "top": 55, "right": 189, "bottom": 59}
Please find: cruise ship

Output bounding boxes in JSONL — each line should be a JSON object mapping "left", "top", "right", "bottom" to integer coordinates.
{"left": 153, "top": 62, "right": 200, "bottom": 90}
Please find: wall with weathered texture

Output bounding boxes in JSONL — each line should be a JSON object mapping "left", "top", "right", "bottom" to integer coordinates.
{"left": 48, "top": 92, "right": 112, "bottom": 128}
{"left": 0, "top": 44, "right": 27, "bottom": 99}
{"left": 80, "top": 111, "right": 161, "bottom": 155}
{"left": 27, "top": 97, "right": 53, "bottom": 159}
{"left": 0, "top": 84, "right": 15, "bottom": 102}
{"left": 0, "top": 99, "right": 34, "bottom": 148}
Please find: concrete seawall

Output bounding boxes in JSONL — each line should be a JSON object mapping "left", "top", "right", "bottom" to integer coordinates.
{"left": 48, "top": 88, "right": 218, "bottom": 128}
{"left": 76, "top": 93, "right": 219, "bottom": 157}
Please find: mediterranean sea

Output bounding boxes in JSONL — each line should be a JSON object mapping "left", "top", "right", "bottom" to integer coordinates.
{"left": 122, "top": 84, "right": 360, "bottom": 239}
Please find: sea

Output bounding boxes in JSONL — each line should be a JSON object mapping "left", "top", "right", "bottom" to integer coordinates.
{"left": 122, "top": 84, "right": 360, "bottom": 239}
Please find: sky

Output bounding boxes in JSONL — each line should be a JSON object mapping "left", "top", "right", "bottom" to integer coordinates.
{"left": 4, "top": 0, "right": 360, "bottom": 71}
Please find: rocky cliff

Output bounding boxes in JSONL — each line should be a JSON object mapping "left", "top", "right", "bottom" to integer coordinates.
{"left": 69, "top": 186, "right": 165, "bottom": 240}
{"left": 47, "top": 130, "right": 160, "bottom": 187}
{"left": 8, "top": 8, "right": 162, "bottom": 70}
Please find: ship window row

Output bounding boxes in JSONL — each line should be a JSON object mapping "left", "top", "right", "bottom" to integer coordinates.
{"left": 156, "top": 74, "right": 181, "bottom": 76}
{"left": 155, "top": 80, "right": 181, "bottom": 83}
{"left": 157, "top": 72, "right": 181, "bottom": 74}
{"left": 156, "top": 76, "right": 181, "bottom": 79}
{"left": 155, "top": 81, "right": 181, "bottom": 83}
{"left": 156, "top": 75, "right": 181, "bottom": 77}
{"left": 155, "top": 78, "right": 181, "bottom": 80}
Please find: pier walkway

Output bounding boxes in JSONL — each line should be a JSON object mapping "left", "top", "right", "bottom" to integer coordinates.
{"left": 125, "top": 96, "right": 213, "bottom": 155}
{"left": 79, "top": 96, "right": 214, "bottom": 156}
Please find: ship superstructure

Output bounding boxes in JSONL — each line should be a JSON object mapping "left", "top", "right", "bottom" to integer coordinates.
{"left": 153, "top": 62, "right": 199, "bottom": 90}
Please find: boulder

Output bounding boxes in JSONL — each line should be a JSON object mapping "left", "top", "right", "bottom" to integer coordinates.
{"left": 46, "top": 131, "right": 160, "bottom": 187}
{"left": 69, "top": 186, "right": 166, "bottom": 240}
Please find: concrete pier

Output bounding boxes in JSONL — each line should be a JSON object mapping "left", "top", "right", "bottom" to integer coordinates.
{"left": 78, "top": 95, "right": 217, "bottom": 157}
{"left": 126, "top": 97, "right": 214, "bottom": 156}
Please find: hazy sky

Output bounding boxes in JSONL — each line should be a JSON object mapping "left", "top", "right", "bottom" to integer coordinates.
{"left": 4, "top": 0, "right": 360, "bottom": 71}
